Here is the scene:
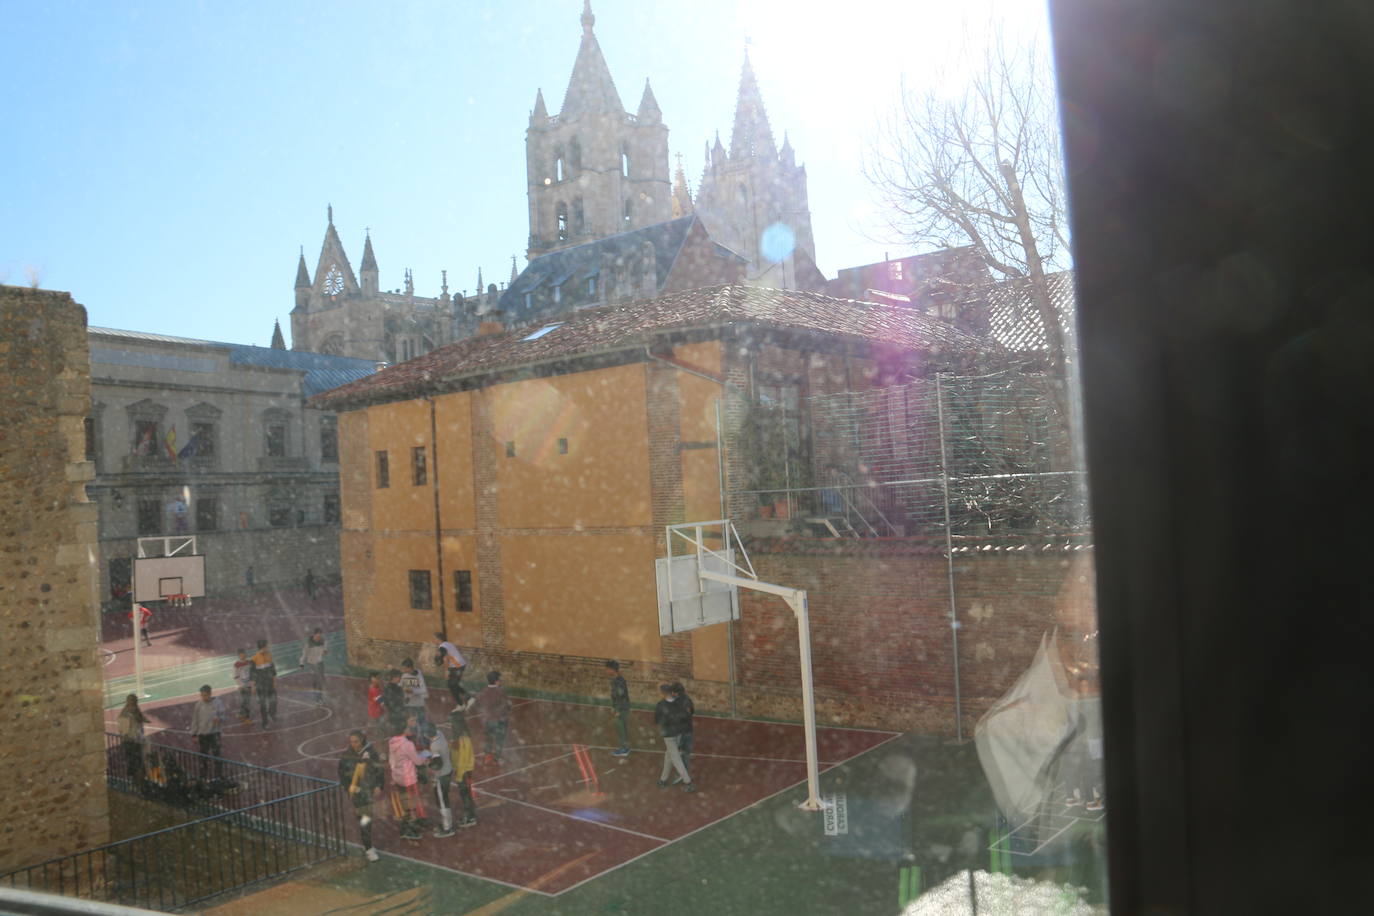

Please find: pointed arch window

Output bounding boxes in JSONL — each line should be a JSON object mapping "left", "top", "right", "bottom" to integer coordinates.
{"left": 623, "top": 197, "right": 632, "bottom": 225}
{"left": 556, "top": 202, "right": 569, "bottom": 241}
{"left": 554, "top": 145, "right": 565, "bottom": 183}
{"left": 621, "top": 146, "right": 630, "bottom": 177}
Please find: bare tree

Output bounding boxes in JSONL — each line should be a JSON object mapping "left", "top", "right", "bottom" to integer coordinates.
{"left": 867, "top": 33, "right": 1073, "bottom": 424}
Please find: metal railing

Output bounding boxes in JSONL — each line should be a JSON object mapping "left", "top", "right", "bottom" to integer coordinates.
{"left": 0, "top": 736, "right": 344, "bottom": 911}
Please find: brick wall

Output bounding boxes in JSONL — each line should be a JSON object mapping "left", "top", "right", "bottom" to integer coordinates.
{"left": 0, "top": 286, "right": 110, "bottom": 871}
{"left": 729, "top": 539, "right": 1089, "bottom": 735}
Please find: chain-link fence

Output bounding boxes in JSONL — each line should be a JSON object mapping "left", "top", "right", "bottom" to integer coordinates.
{"left": 736, "top": 370, "right": 1087, "bottom": 538}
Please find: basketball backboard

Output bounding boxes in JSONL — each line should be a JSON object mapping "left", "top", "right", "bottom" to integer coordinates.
{"left": 133, "top": 537, "right": 205, "bottom": 603}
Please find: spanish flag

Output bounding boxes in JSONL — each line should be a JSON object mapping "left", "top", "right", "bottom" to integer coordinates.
{"left": 164, "top": 425, "right": 178, "bottom": 465}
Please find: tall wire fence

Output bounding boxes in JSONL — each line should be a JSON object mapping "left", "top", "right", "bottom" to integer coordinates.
{"left": 738, "top": 370, "right": 1087, "bottom": 538}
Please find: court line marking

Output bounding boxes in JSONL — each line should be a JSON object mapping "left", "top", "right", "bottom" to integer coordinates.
{"left": 549, "top": 729, "right": 906, "bottom": 897}
{"left": 102, "top": 674, "right": 900, "bottom": 898}
{"left": 485, "top": 791, "right": 670, "bottom": 843}
{"left": 360, "top": 845, "right": 558, "bottom": 899}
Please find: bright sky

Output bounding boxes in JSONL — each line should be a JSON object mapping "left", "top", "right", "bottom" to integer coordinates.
{"left": 1, "top": 0, "right": 1049, "bottom": 346}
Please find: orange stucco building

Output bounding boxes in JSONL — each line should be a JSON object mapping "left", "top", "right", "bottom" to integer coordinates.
{"left": 315, "top": 285, "right": 992, "bottom": 710}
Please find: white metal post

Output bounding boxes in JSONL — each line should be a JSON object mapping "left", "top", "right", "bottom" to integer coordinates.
{"left": 700, "top": 569, "right": 826, "bottom": 811}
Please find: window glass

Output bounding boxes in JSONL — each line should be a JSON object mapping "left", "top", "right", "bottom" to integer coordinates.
{"left": 409, "top": 569, "right": 433, "bottom": 609}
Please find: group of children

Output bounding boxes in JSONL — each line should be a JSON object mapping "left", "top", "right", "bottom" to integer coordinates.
{"left": 344, "top": 636, "right": 513, "bottom": 857}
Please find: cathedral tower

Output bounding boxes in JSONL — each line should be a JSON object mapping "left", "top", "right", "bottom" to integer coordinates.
{"left": 525, "top": 1, "right": 671, "bottom": 258}
{"left": 694, "top": 53, "right": 819, "bottom": 287}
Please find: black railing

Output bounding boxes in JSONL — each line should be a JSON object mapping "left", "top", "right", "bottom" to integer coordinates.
{"left": 0, "top": 736, "right": 344, "bottom": 911}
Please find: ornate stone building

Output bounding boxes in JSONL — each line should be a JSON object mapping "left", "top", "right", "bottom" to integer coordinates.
{"left": 288, "top": 2, "right": 824, "bottom": 362}
{"left": 85, "top": 327, "right": 376, "bottom": 600}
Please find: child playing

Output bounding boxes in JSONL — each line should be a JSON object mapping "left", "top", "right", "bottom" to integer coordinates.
{"left": 448, "top": 695, "right": 479, "bottom": 828}
{"left": 472, "top": 671, "right": 512, "bottom": 765}
{"left": 387, "top": 719, "right": 430, "bottom": 840}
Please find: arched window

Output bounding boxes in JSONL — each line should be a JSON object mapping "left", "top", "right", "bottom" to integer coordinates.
{"left": 623, "top": 198, "right": 632, "bottom": 225}
{"left": 569, "top": 137, "right": 582, "bottom": 170}
{"left": 554, "top": 145, "right": 565, "bottom": 182}
{"left": 573, "top": 198, "right": 584, "bottom": 234}
{"left": 556, "top": 202, "right": 569, "bottom": 240}
{"left": 621, "top": 146, "right": 630, "bottom": 177}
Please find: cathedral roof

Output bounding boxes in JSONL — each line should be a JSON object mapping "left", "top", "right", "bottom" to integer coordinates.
{"left": 311, "top": 285, "right": 997, "bottom": 411}
{"left": 500, "top": 215, "right": 730, "bottom": 321}
{"left": 295, "top": 252, "right": 311, "bottom": 288}
{"left": 559, "top": 1, "right": 625, "bottom": 117}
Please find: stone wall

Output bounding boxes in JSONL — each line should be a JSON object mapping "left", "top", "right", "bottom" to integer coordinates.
{"left": 0, "top": 286, "right": 109, "bottom": 872}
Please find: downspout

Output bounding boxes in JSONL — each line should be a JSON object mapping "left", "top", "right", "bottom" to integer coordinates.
{"left": 645, "top": 348, "right": 742, "bottom": 717}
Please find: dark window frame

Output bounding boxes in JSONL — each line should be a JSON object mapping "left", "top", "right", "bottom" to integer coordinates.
{"left": 455, "top": 570, "right": 473, "bottom": 613}
{"left": 409, "top": 569, "right": 433, "bottom": 610}
{"left": 376, "top": 450, "right": 390, "bottom": 488}
{"left": 411, "top": 445, "right": 427, "bottom": 486}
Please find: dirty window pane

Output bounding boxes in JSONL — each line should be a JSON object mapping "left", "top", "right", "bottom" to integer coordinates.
{"left": 2, "top": 2, "right": 1109, "bottom": 914}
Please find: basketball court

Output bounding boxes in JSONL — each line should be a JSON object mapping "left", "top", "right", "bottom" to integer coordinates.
{"left": 107, "top": 673, "right": 897, "bottom": 897}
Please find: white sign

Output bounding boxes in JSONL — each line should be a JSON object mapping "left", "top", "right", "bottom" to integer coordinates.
{"left": 822, "top": 792, "right": 849, "bottom": 836}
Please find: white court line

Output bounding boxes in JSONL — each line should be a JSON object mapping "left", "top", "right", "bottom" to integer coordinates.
{"left": 364, "top": 846, "right": 557, "bottom": 899}
{"left": 473, "top": 751, "right": 576, "bottom": 787}
{"left": 486, "top": 791, "right": 670, "bottom": 843}
{"left": 550, "top": 729, "right": 906, "bottom": 898}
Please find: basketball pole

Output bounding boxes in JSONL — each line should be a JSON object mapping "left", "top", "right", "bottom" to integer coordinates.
{"left": 699, "top": 569, "right": 826, "bottom": 812}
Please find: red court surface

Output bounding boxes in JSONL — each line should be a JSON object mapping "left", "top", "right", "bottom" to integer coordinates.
{"left": 110, "top": 674, "right": 897, "bottom": 897}
{"left": 100, "top": 586, "right": 342, "bottom": 679}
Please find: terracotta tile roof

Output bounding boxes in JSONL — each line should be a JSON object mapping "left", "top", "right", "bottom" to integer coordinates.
{"left": 971, "top": 271, "right": 1078, "bottom": 353}
{"left": 311, "top": 285, "right": 997, "bottom": 410}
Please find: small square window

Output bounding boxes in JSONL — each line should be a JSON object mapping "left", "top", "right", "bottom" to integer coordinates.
{"left": 268, "top": 505, "right": 292, "bottom": 527}
{"left": 455, "top": 570, "right": 473, "bottom": 613}
{"left": 558, "top": 438, "right": 568, "bottom": 454}
{"left": 409, "top": 570, "right": 433, "bottom": 610}
{"left": 412, "top": 446, "right": 427, "bottom": 486}
{"left": 376, "top": 450, "right": 390, "bottom": 488}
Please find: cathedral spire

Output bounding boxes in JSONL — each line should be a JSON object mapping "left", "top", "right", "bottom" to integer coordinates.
{"left": 729, "top": 50, "right": 776, "bottom": 160}
{"left": 559, "top": 0, "right": 624, "bottom": 117}
{"left": 531, "top": 88, "right": 548, "bottom": 123}
{"left": 360, "top": 232, "right": 377, "bottom": 273}
{"left": 270, "top": 319, "right": 286, "bottom": 350}
{"left": 295, "top": 248, "right": 310, "bottom": 288}
{"left": 510, "top": 255, "right": 518, "bottom": 285}
{"left": 672, "top": 152, "right": 694, "bottom": 218}
{"left": 637, "top": 78, "right": 662, "bottom": 123}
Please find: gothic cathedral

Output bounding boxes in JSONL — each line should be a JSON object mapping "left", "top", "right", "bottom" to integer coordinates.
{"left": 288, "top": 1, "right": 820, "bottom": 365}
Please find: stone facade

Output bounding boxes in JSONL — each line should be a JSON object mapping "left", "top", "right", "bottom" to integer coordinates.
{"left": 86, "top": 327, "right": 375, "bottom": 602}
{"left": 0, "top": 285, "right": 109, "bottom": 872}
